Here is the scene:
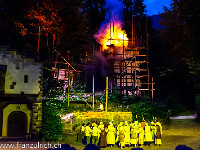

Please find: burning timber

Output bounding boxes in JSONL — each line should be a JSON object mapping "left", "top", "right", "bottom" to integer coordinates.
{"left": 96, "top": 21, "right": 155, "bottom": 98}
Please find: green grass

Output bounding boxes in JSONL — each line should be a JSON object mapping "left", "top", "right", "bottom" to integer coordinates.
{"left": 177, "top": 110, "right": 195, "bottom": 116}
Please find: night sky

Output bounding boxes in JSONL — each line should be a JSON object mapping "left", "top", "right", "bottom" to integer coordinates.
{"left": 144, "top": 0, "right": 172, "bottom": 15}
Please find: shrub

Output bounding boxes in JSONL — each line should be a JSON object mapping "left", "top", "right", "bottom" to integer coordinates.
{"left": 41, "top": 87, "right": 67, "bottom": 142}
{"left": 130, "top": 101, "right": 168, "bottom": 123}
{"left": 41, "top": 100, "right": 63, "bottom": 141}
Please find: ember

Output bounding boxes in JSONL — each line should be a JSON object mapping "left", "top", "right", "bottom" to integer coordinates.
{"left": 97, "top": 22, "right": 129, "bottom": 51}
{"left": 94, "top": 0, "right": 128, "bottom": 53}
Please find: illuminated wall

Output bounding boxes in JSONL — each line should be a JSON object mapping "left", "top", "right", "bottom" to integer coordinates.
{"left": 0, "top": 50, "right": 42, "bottom": 95}
{"left": 2, "top": 104, "right": 31, "bottom": 137}
{"left": 0, "top": 48, "right": 43, "bottom": 138}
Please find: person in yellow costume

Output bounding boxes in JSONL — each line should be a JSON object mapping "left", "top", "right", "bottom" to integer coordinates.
{"left": 150, "top": 121, "right": 156, "bottom": 142}
{"left": 118, "top": 122, "right": 125, "bottom": 149}
{"left": 92, "top": 123, "right": 100, "bottom": 145}
{"left": 106, "top": 122, "right": 116, "bottom": 147}
{"left": 92, "top": 121, "right": 97, "bottom": 127}
{"left": 85, "top": 122, "right": 92, "bottom": 145}
{"left": 155, "top": 121, "right": 162, "bottom": 146}
{"left": 130, "top": 125, "right": 138, "bottom": 147}
{"left": 144, "top": 123, "right": 154, "bottom": 146}
{"left": 99, "top": 102, "right": 104, "bottom": 111}
{"left": 98, "top": 122, "right": 104, "bottom": 130}
{"left": 138, "top": 123, "right": 144, "bottom": 147}
{"left": 80, "top": 123, "right": 86, "bottom": 144}
{"left": 116, "top": 122, "right": 123, "bottom": 143}
{"left": 133, "top": 119, "right": 139, "bottom": 129}
{"left": 123, "top": 121, "right": 130, "bottom": 147}
{"left": 140, "top": 118, "right": 146, "bottom": 129}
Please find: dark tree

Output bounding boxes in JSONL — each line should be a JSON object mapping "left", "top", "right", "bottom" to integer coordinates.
{"left": 59, "top": 0, "right": 90, "bottom": 64}
{"left": 82, "top": 0, "right": 105, "bottom": 35}
{"left": 25, "top": 0, "right": 64, "bottom": 62}
{"left": 151, "top": 0, "right": 200, "bottom": 114}
{"left": 123, "top": 0, "right": 154, "bottom": 47}
{"left": 0, "top": 0, "right": 33, "bottom": 49}
{"left": 160, "top": 0, "right": 200, "bottom": 63}
{"left": 160, "top": 0, "right": 200, "bottom": 89}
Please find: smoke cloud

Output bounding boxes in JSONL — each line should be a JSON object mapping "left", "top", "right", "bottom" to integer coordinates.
{"left": 94, "top": 0, "right": 125, "bottom": 41}
{"left": 104, "top": 0, "right": 125, "bottom": 24}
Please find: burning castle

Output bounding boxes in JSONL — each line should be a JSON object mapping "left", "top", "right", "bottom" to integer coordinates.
{"left": 51, "top": 0, "right": 154, "bottom": 98}
{"left": 94, "top": 0, "right": 154, "bottom": 97}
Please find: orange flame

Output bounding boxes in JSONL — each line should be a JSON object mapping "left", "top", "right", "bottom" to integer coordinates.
{"left": 98, "top": 22, "right": 129, "bottom": 51}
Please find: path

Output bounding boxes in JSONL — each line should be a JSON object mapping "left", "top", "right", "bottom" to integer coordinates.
{"left": 0, "top": 117, "right": 200, "bottom": 150}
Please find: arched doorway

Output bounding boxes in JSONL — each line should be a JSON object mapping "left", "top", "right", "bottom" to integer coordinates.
{"left": 7, "top": 111, "right": 27, "bottom": 137}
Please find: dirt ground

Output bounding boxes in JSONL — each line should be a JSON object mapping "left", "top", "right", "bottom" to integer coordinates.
{"left": 69, "top": 119, "right": 200, "bottom": 150}
{"left": 0, "top": 119, "right": 200, "bottom": 150}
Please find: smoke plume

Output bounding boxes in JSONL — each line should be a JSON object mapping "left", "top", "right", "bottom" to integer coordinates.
{"left": 94, "top": 0, "right": 125, "bottom": 41}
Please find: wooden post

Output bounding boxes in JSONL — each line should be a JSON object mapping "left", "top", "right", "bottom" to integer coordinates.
{"left": 68, "top": 74, "right": 70, "bottom": 107}
{"left": 110, "top": 22, "right": 111, "bottom": 38}
{"left": 93, "top": 75, "right": 94, "bottom": 109}
{"left": 68, "top": 51, "right": 70, "bottom": 107}
{"left": 134, "top": 56, "right": 137, "bottom": 95}
{"left": 151, "top": 77, "right": 154, "bottom": 101}
{"left": 132, "top": 15, "right": 133, "bottom": 47}
{"left": 106, "top": 77, "right": 108, "bottom": 112}
{"left": 123, "top": 32, "right": 124, "bottom": 60}
{"left": 37, "top": 25, "right": 40, "bottom": 62}
{"left": 134, "top": 16, "right": 136, "bottom": 47}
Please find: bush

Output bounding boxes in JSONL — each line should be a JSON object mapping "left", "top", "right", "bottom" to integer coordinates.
{"left": 41, "top": 100, "right": 63, "bottom": 141}
{"left": 163, "top": 96, "right": 189, "bottom": 116}
{"left": 41, "top": 89, "right": 92, "bottom": 141}
{"left": 130, "top": 101, "right": 168, "bottom": 123}
{"left": 96, "top": 89, "right": 149, "bottom": 107}
{"left": 41, "top": 88, "right": 67, "bottom": 142}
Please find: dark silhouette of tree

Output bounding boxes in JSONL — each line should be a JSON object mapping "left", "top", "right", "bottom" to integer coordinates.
{"left": 151, "top": 0, "right": 200, "bottom": 114}
{"left": 25, "top": 0, "right": 64, "bottom": 62}
{"left": 0, "top": 0, "right": 33, "bottom": 49}
{"left": 82, "top": 0, "right": 105, "bottom": 35}
{"left": 160, "top": 0, "right": 200, "bottom": 88}
{"left": 59, "top": 0, "right": 90, "bottom": 64}
{"left": 160, "top": 0, "right": 200, "bottom": 63}
{"left": 0, "top": 0, "right": 64, "bottom": 64}
{"left": 123, "top": 0, "right": 154, "bottom": 47}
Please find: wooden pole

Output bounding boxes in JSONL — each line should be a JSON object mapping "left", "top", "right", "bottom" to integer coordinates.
{"left": 68, "top": 74, "right": 70, "bottom": 107}
{"left": 93, "top": 75, "right": 95, "bottom": 109}
{"left": 134, "top": 56, "right": 137, "bottom": 95}
{"left": 113, "top": 22, "right": 114, "bottom": 33}
{"left": 37, "top": 25, "right": 40, "bottom": 62}
{"left": 151, "top": 77, "right": 154, "bottom": 101}
{"left": 123, "top": 32, "right": 124, "bottom": 59}
{"left": 146, "top": 16, "right": 150, "bottom": 90}
{"left": 106, "top": 77, "right": 108, "bottom": 112}
{"left": 110, "top": 22, "right": 111, "bottom": 53}
{"left": 132, "top": 15, "right": 133, "bottom": 47}
{"left": 134, "top": 16, "right": 136, "bottom": 47}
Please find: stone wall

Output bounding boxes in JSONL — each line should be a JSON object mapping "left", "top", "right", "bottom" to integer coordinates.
{"left": 0, "top": 50, "right": 42, "bottom": 95}
{"left": 31, "top": 72, "right": 43, "bottom": 138}
{"left": 0, "top": 48, "right": 43, "bottom": 138}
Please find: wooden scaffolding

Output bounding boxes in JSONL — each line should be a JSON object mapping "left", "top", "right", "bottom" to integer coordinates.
{"left": 103, "top": 38, "right": 155, "bottom": 98}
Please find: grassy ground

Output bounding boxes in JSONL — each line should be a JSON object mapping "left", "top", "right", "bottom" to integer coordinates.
{"left": 67, "top": 119, "right": 200, "bottom": 150}
{"left": 0, "top": 119, "right": 200, "bottom": 150}
{"left": 177, "top": 110, "right": 195, "bottom": 116}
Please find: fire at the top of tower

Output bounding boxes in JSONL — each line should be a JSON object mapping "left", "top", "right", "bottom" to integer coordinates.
{"left": 94, "top": 0, "right": 129, "bottom": 52}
